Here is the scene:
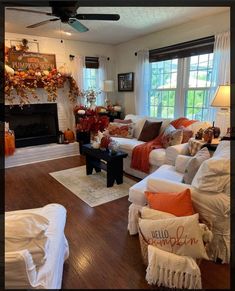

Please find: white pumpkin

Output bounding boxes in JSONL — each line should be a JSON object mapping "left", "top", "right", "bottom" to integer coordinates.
{"left": 5, "top": 65, "right": 15, "bottom": 75}
{"left": 43, "top": 70, "right": 49, "bottom": 76}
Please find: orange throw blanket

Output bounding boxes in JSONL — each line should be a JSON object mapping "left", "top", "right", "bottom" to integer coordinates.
{"left": 131, "top": 117, "right": 197, "bottom": 173}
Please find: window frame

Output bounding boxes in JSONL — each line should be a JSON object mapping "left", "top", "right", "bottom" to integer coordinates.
{"left": 148, "top": 36, "right": 215, "bottom": 120}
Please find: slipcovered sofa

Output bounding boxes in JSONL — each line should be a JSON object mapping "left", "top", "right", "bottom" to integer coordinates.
{"left": 112, "top": 114, "right": 211, "bottom": 179}
{"left": 5, "top": 203, "right": 69, "bottom": 289}
{"left": 128, "top": 141, "right": 230, "bottom": 264}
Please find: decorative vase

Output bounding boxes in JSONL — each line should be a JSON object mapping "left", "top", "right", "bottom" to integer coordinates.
{"left": 89, "top": 100, "right": 96, "bottom": 110}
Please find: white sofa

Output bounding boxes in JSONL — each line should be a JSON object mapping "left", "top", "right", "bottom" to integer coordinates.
{"left": 112, "top": 114, "right": 211, "bottom": 179}
{"left": 5, "top": 203, "right": 69, "bottom": 289}
{"left": 128, "top": 141, "right": 230, "bottom": 264}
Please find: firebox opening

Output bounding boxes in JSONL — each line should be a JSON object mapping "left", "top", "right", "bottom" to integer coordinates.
{"left": 5, "top": 104, "right": 59, "bottom": 148}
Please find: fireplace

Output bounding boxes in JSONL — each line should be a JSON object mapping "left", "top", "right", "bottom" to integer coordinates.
{"left": 5, "top": 104, "right": 59, "bottom": 148}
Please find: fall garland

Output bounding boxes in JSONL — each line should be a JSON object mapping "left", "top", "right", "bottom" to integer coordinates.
{"left": 5, "top": 68, "right": 80, "bottom": 106}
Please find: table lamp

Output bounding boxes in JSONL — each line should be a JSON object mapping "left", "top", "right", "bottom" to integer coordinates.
{"left": 103, "top": 80, "right": 114, "bottom": 106}
{"left": 210, "top": 84, "right": 230, "bottom": 137}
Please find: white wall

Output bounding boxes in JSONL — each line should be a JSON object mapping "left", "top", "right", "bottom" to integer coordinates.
{"left": 5, "top": 9, "right": 230, "bottom": 119}
{"left": 5, "top": 32, "right": 117, "bottom": 131}
{"left": 115, "top": 10, "right": 230, "bottom": 115}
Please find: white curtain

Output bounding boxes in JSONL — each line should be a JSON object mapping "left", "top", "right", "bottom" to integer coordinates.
{"left": 71, "top": 55, "right": 85, "bottom": 105}
{"left": 98, "top": 56, "right": 108, "bottom": 106}
{"left": 135, "top": 49, "right": 150, "bottom": 115}
{"left": 208, "top": 31, "right": 230, "bottom": 132}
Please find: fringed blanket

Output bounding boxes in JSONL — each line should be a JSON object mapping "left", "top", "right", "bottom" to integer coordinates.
{"left": 131, "top": 117, "right": 197, "bottom": 173}
{"left": 146, "top": 245, "right": 202, "bottom": 289}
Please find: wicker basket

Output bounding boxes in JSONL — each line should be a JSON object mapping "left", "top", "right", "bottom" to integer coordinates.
{"left": 138, "top": 225, "right": 149, "bottom": 266}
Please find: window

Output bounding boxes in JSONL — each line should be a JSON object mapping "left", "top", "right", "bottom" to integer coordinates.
{"left": 185, "top": 53, "right": 213, "bottom": 120}
{"left": 83, "top": 68, "right": 98, "bottom": 90}
{"left": 149, "top": 36, "right": 214, "bottom": 120}
{"left": 150, "top": 59, "right": 178, "bottom": 118}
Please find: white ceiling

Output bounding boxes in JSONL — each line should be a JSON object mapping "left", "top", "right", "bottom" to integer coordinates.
{"left": 5, "top": 6, "right": 229, "bottom": 45}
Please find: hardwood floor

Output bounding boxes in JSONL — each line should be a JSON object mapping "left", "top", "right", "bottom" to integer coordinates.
{"left": 5, "top": 156, "right": 230, "bottom": 289}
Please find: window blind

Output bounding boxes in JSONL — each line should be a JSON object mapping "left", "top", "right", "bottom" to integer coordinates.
{"left": 85, "top": 56, "right": 99, "bottom": 69}
{"left": 149, "top": 35, "right": 215, "bottom": 62}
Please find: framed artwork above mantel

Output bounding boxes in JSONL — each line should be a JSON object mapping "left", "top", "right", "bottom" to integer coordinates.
{"left": 118, "top": 72, "right": 134, "bottom": 92}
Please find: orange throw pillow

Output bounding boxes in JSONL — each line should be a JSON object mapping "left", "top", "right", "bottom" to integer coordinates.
{"left": 145, "top": 188, "right": 195, "bottom": 216}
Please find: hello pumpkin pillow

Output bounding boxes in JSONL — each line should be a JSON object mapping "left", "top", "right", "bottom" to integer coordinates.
{"left": 138, "top": 213, "right": 209, "bottom": 259}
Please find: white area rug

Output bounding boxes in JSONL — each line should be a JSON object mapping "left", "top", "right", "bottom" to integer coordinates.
{"left": 49, "top": 165, "right": 136, "bottom": 207}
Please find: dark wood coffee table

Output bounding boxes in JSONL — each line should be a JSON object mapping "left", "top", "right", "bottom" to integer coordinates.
{"left": 82, "top": 144, "right": 128, "bottom": 187}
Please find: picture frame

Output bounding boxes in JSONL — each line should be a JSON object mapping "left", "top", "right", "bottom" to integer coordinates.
{"left": 118, "top": 72, "right": 134, "bottom": 92}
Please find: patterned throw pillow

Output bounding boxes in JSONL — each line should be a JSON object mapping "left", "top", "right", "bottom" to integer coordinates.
{"left": 180, "top": 126, "right": 194, "bottom": 143}
{"left": 138, "top": 120, "right": 162, "bottom": 142}
{"left": 183, "top": 147, "right": 210, "bottom": 184}
{"left": 107, "top": 122, "right": 134, "bottom": 138}
{"left": 161, "top": 125, "right": 183, "bottom": 148}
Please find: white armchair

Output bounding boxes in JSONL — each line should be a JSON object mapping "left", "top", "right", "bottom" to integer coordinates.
{"left": 128, "top": 141, "right": 230, "bottom": 264}
{"left": 5, "top": 203, "right": 69, "bottom": 289}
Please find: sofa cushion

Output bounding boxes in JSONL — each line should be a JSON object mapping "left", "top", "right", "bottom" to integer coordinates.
{"left": 111, "top": 137, "right": 144, "bottom": 156}
{"left": 138, "top": 213, "right": 209, "bottom": 259}
{"left": 145, "top": 188, "right": 195, "bottom": 216}
{"left": 129, "top": 165, "right": 184, "bottom": 205}
{"left": 183, "top": 147, "right": 210, "bottom": 184}
{"left": 149, "top": 148, "right": 166, "bottom": 167}
{"left": 138, "top": 120, "right": 162, "bottom": 142}
{"left": 192, "top": 141, "right": 230, "bottom": 193}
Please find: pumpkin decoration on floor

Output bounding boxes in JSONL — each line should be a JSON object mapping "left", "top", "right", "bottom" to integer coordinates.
{"left": 64, "top": 128, "right": 75, "bottom": 143}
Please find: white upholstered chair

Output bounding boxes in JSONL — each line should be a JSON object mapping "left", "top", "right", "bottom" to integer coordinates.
{"left": 5, "top": 203, "right": 69, "bottom": 289}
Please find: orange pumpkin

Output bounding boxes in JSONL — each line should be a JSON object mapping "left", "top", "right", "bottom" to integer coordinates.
{"left": 5, "top": 131, "right": 15, "bottom": 155}
{"left": 64, "top": 128, "right": 75, "bottom": 143}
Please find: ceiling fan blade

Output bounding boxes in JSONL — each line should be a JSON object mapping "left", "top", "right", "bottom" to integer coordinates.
{"left": 75, "top": 14, "right": 120, "bottom": 21}
{"left": 6, "top": 7, "right": 52, "bottom": 16}
{"left": 26, "top": 18, "right": 59, "bottom": 28}
{"left": 68, "top": 18, "right": 89, "bottom": 33}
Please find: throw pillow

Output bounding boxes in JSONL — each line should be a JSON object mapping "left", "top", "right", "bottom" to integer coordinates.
{"left": 140, "top": 206, "right": 176, "bottom": 220}
{"left": 107, "top": 122, "right": 134, "bottom": 138}
{"left": 183, "top": 147, "right": 210, "bottom": 184}
{"left": 161, "top": 125, "right": 183, "bottom": 148}
{"left": 113, "top": 119, "right": 132, "bottom": 124}
{"left": 138, "top": 120, "right": 162, "bottom": 142}
{"left": 180, "top": 126, "right": 194, "bottom": 143}
{"left": 191, "top": 142, "right": 230, "bottom": 193}
{"left": 138, "top": 213, "right": 209, "bottom": 259}
{"left": 145, "top": 188, "right": 195, "bottom": 216}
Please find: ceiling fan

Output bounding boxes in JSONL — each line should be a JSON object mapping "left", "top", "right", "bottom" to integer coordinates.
{"left": 6, "top": 1, "right": 120, "bottom": 32}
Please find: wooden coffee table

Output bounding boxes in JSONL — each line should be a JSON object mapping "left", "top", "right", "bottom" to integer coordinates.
{"left": 82, "top": 144, "right": 128, "bottom": 187}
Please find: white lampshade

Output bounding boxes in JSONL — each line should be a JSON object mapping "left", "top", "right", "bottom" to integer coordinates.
{"left": 210, "top": 85, "right": 230, "bottom": 107}
{"left": 103, "top": 80, "right": 114, "bottom": 92}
